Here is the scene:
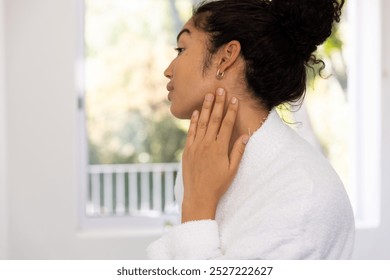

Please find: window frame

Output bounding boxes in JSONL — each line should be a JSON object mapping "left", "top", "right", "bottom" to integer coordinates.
{"left": 347, "top": 0, "right": 382, "bottom": 229}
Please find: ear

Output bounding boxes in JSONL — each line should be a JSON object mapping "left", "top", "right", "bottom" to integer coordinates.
{"left": 216, "top": 40, "right": 242, "bottom": 73}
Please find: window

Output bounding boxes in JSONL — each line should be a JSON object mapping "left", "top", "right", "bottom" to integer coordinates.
{"left": 80, "top": 0, "right": 197, "bottom": 228}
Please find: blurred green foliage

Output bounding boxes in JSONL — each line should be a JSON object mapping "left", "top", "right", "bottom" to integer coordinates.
{"left": 85, "top": 0, "right": 192, "bottom": 164}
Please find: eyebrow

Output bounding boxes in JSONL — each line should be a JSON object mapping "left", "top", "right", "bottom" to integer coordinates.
{"left": 176, "top": 28, "right": 191, "bottom": 43}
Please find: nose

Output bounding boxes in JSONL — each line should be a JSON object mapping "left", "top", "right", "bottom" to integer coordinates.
{"left": 164, "top": 60, "right": 174, "bottom": 79}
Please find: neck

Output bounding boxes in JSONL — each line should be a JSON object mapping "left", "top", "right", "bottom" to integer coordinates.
{"left": 213, "top": 59, "right": 270, "bottom": 152}
{"left": 226, "top": 91, "right": 270, "bottom": 153}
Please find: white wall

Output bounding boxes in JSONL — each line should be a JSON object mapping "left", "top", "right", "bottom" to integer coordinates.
{"left": 0, "top": 0, "right": 8, "bottom": 260}
{"left": 4, "top": 0, "right": 157, "bottom": 259}
{"left": 351, "top": 0, "right": 390, "bottom": 259}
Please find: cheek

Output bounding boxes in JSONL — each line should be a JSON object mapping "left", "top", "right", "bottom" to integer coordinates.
{"left": 171, "top": 57, "right": 218, "bottom": 117}
{"left": 186, "top": 64, "right": 216, "bottom": 92}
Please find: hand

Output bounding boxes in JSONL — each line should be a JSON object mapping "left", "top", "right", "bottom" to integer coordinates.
{"left": 181, "top": 88, "right": 249, "bottom": 223}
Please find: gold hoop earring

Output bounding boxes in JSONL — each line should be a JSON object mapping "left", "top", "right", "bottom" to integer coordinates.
{"left": 216, "top": 69, "right": 225, "bottom": 80}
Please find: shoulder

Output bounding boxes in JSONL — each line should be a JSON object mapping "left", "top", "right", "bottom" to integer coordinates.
{"left": 223, "top": 112, "right": 355, "bottom": 258}
{"left": 246, "top": 116, "right": 352, "bottom": 221}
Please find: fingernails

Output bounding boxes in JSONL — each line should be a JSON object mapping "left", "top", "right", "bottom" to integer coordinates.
{"left": 205, "top": 94, "right": 214, "bottom": 101}
{"left": 242, "top": 135, "right": 249, "bottom": 144}
{"left": 217, "top": 88, "right": 225, "bottom": 96}
{"left": 231, "top": 97, "right": 238, "bottom": 104}
{"left": 192, "top": 110, "right": 199, "bottom": 118}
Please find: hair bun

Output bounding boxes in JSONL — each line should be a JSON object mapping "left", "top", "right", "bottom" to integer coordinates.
{"left": 271, "top": 0, "right": 344, "bottom": 60}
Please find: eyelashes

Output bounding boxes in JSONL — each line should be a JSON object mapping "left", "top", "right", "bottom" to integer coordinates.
{"left": 174, "top": 47, "right": 184, "bottom": 55}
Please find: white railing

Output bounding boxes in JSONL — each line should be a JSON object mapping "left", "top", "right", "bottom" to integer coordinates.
{"left": 87, "top": 163, "right": 180, "bottom": 217}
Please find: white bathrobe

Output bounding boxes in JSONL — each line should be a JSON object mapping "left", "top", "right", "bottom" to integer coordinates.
{"left": 147, "top": 110, "right": 355, "bottom": 259}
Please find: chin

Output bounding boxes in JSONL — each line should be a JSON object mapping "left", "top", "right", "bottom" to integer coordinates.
{"left": 170, "top": 106, "right": 192, "bottom": 120}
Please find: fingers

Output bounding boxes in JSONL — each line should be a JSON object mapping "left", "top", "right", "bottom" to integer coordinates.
{"left": 204, "top": 88, "right": 226, "bottom": 141}
{"left": 195, "top": 93, "right": 214, "bottom": 140}
{"left": 185, "top": 110, "right": 199, "bottom": 148}
{"left": 193, "top": 88, "right": 239, "bottom": 145}
{"left": 217, "top": 96, "right": 239, "bottom": 147}
{"left": 229, "top": 134, "right": 249, "bottom": 172}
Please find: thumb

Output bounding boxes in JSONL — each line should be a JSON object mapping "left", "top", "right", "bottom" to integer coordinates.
{"left": 229, "top": 134, "right": 249, "bottom": 172}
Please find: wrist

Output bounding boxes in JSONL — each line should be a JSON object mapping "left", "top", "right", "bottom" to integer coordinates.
{"left": 181, "top": 199, "right": 217, "bottom": 223}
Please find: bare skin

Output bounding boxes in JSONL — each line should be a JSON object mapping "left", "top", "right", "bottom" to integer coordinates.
{"left": 181, "top": 90, "right": 249, "bottom": 222}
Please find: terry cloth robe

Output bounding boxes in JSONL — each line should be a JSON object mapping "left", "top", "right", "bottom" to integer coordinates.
{"left": 147, "top": 109, "right": 355, "bottom": 259}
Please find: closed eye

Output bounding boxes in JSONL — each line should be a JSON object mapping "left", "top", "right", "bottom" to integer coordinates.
{"left": 174, "top": 47, "right": 184, "bottom": 55}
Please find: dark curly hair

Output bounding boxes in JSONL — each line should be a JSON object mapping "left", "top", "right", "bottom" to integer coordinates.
{"left": 192, "top": 0, "right": 345, "bottom": 110}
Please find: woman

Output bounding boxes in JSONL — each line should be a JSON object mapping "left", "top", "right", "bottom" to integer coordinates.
{"left": 147, "top": 0, "right": 355, "bottom": 259}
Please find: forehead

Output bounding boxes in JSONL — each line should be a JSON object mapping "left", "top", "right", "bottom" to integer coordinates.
{"left": 177, "top": 18, "right": 207, "bottom": 43}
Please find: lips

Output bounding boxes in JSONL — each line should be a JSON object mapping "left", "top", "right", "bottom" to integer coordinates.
{"left": 166, "top": 83, "right": 174, "bottom": 92}
{"left": 166, "top": 83, "right": 174, "bottom": 101}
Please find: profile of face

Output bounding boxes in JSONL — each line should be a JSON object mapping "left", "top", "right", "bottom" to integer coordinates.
{"left": 164, "top": 18, "right": 218, "bottom": 119}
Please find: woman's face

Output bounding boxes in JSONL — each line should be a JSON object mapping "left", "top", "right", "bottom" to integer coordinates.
{"left": 164, "top": 18, "right": 217, "bottom": 119}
